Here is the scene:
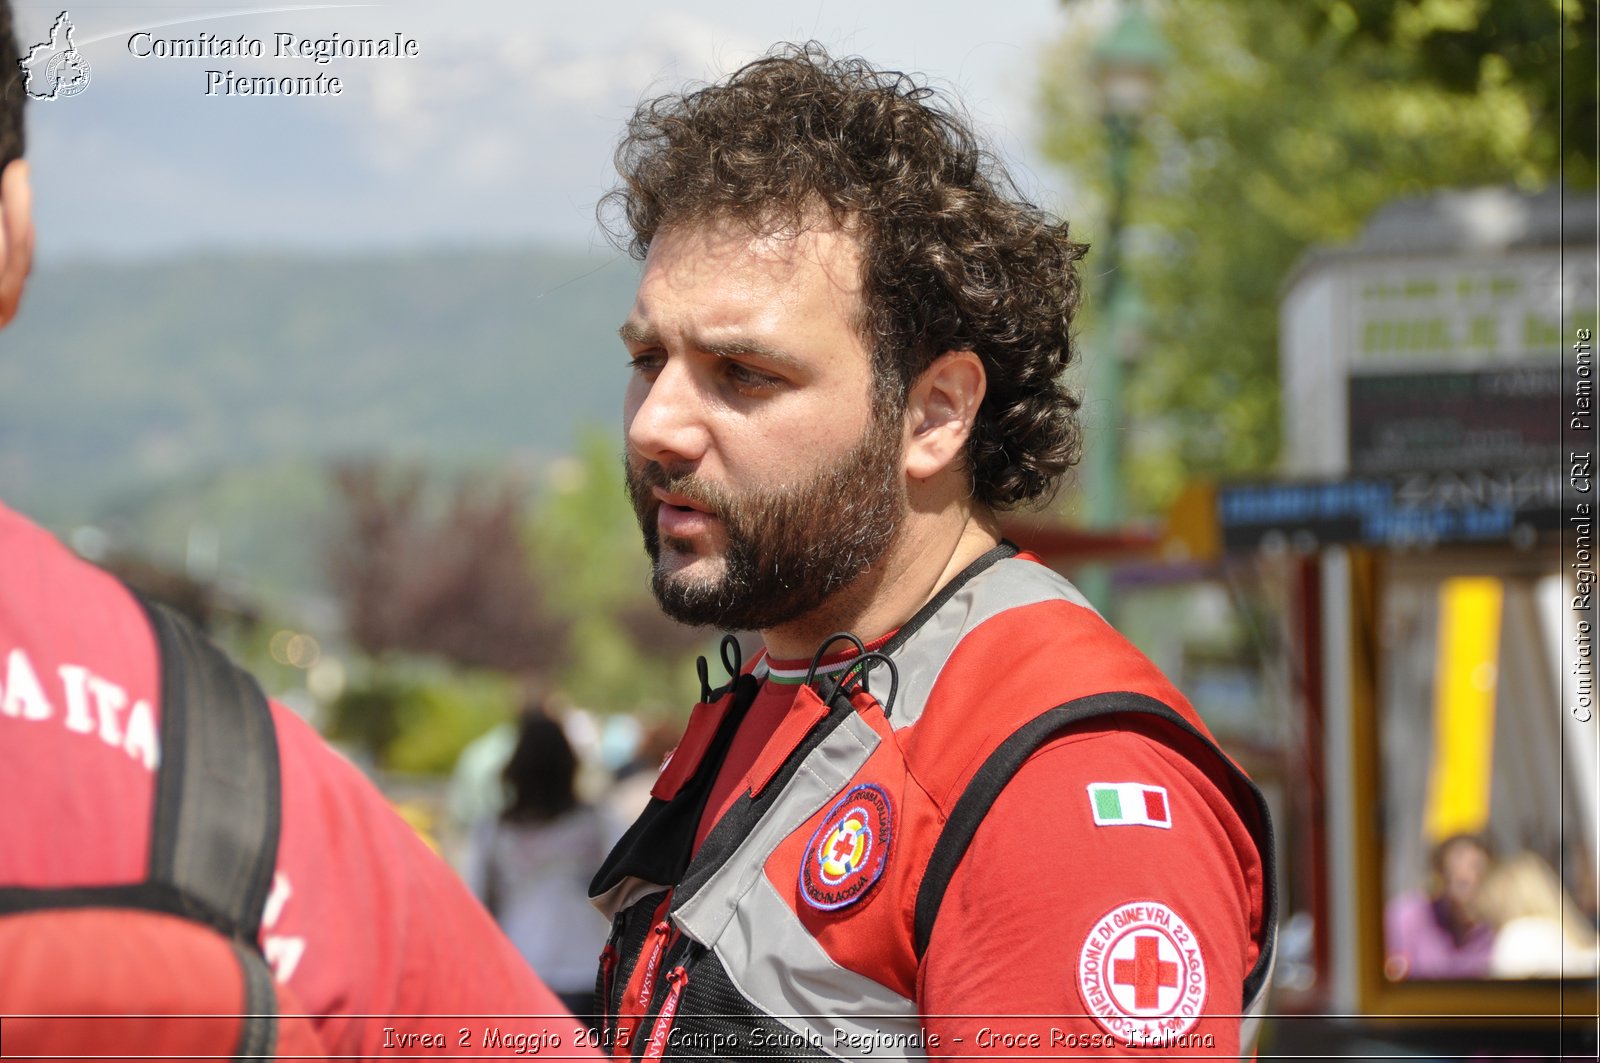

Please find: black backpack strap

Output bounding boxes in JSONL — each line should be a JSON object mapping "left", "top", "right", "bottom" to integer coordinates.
{"left": 912, "top": 691, "right": 1278, "bottom": 1007}
{"left": 138, "top": 596, "right": 282, "bottom": 942}
{"left": 234, "top": 941, "right": 281, "bottom": 1060}
{"left": 142, "top": 597, "right": 285, "bottom": 1060}
{"left": 0, "top": 596, "right": 287, "bottom": 1060}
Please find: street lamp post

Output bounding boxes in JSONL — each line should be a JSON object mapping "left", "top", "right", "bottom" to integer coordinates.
{"left": 1079, "top": 3, "right": 1168, "bottom": 613}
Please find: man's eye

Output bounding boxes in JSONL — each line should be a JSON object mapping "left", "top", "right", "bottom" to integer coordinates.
{"left": 627, "top": 354, "right": 664, "bottom": 375}
{"left": 725, "top": 361, "right": 779, "bottom": 389}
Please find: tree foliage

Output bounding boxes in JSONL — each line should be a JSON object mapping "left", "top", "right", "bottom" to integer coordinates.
{"left": 1312, "top": 0, "right": 1595, "bottom": 186}
{"left": 324, "top": 661, "right": 518, "bottom": 775}
{"left": 1041, "top": 0, "right": 1588, "bottom": 511}
{"left": 325, "top": 460, "right": 566, "bottom": 674}
{"left": 322, "top": 440, "right": 708, "bottom": 771}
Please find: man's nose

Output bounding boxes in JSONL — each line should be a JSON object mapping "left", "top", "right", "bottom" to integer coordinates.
{"left": 626, "top": 358, "right": 710, "bottom": 466}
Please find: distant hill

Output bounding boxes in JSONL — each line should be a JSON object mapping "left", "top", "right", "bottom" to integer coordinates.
{"left": 0, "top": 246, "right": 642, "bottom": 595}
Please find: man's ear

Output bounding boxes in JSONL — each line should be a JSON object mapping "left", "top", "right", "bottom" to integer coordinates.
{"left": 0, "top": 159, "right": 35, "bottom": 329}
{"left": 902, "top": 349, "right": 986, "bottom": 482}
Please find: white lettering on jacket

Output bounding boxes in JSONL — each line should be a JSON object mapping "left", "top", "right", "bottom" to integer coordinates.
{"left": 261, "top": 871, "right": 307, "bottom": 983}
{"left": 0, "top": 647, "right": 160, "bottom": 771}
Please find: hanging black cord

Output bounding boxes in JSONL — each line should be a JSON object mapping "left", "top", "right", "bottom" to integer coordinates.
{"left": 843, "top": 650, "right": 900, "bottom": 717}
{"left": 802, "top": 632, "right": 868, "bottom": 688}
{"left": 695, "top": 655, "right": 713, "bottom": 703}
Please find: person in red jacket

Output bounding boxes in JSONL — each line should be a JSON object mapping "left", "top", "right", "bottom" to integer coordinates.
{"left": 0, "top": 6, "right": 596, "bottom": 1057}
{"left": 591, "top": 44, "right": 1275, "bottom": 1059}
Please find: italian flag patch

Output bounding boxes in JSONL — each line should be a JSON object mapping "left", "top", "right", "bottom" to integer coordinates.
{"left": 1086, "top": 783, "right": 1172, "bottom": 829}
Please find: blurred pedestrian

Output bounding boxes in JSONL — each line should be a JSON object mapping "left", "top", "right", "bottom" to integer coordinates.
{"left": 1385, "top": 833, "right": 1496, "bottom": 979}
{"left": 465, "top": 707, "right": 613, "bottom": 1022}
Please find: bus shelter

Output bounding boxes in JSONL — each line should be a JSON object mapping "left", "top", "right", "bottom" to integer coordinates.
{"left": 1197, "top": 186, "right": 1599, "bottom": 1056}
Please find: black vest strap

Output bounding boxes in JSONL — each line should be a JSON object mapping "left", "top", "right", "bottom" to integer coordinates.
{"left": 139, "top": 597, "right": 282, "bottom": 942}
{"left": 912, "top": 691, "right": 1278, "bottom": 1006}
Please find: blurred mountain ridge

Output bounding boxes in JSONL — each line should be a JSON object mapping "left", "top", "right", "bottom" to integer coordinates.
{"left": 0, "top": 245, "right": 642, "bottom": 594}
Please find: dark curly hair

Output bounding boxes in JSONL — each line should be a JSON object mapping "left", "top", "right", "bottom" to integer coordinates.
{"left": 0, "top": 1, "right": 25, "bottom": 169}
{"left": 601, "top": 42, "right": 1086, "bottom": 510}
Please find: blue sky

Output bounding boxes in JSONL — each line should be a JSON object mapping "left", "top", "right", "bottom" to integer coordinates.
{"left": 12, "top": 0, "right": 1090, "bottom": 261}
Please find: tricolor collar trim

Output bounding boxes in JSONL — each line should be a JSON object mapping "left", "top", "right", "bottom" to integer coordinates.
{"left": 753, "top": 656, "right": 862, "bottom": 686}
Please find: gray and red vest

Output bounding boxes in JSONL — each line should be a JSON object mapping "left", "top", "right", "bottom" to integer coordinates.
{"left": 590, "top": 544, "right": 1277, "bottom": 1060}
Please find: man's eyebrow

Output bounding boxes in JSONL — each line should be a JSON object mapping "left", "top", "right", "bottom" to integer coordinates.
{"left": 700, "top": 338, "right": 805, "bottom": 373}
{"left": 617, "top": 324, "right": 807, "bottom": 374}
{"left": 618, "top": 322, "right": 655, "bottom": 346}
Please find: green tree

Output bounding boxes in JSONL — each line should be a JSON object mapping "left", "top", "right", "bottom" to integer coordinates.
{"left": 1314, "top": 0, "right": 1595, "bottom": 186}
{"left": 1041, "top": 0, "right": 1587, "bottom": 511}
{"left": 325, "top": 660, "right": 517, "bottom": 776}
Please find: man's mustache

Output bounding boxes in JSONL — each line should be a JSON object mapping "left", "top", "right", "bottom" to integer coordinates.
{"left": 628, "top": 460, "right": 732, "bottom": 519}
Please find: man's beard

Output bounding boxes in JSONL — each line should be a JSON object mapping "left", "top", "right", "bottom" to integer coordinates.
{"left": 625, "top": 414, "right": 907, "bottom": 633}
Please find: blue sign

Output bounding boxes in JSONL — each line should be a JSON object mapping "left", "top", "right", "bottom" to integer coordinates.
{"left": 1219, "top": 468, "right": 1563, "bottom": 551}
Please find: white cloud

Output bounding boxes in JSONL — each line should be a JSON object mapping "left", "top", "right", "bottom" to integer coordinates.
{"left": 14, "top": 0, "right": 1072, "bottom": 258}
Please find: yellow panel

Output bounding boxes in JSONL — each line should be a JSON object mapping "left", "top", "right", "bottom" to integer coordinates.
{"left": 1423, "top": 577, "right": 1504, "bottom": 841}
{"left": 1163, "top": 480, "right": 1219, "bottom": 562}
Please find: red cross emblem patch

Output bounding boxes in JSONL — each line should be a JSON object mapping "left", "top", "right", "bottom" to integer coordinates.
{"left": 1077, "top": 901, "right": 1207, "bottom": 1045}
{"left": 799, "top": 783, "right": 892, "bottom": 911}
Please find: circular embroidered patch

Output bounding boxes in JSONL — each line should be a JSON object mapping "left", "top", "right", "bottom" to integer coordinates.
{"left": 1076, "top": 900, "right": 1207, "bottom": 1045}
{"left": 799, "top": 784, "right": 893, "bottom": 911}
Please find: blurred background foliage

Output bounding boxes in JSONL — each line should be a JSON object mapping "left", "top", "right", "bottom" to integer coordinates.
{"left": 326, "top": 661, "right": 518, "bottom": 776}
{"left": 1044, "top": 0, "right": 1593, "bottom": 513}
{"left": 313, "top": 437, "right": 707, "bottom": 770}
{"left": 20, "top": 0, "right": 1590, "bottom": 773}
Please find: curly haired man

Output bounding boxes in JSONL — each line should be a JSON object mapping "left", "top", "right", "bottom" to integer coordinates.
{"left": 590, "top": 44, "right": 1276, "bottom": 1059}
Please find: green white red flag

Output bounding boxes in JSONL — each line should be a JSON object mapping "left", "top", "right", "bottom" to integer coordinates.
{"left": 1086, "top": 782, "right": 1171, "bottom": 829}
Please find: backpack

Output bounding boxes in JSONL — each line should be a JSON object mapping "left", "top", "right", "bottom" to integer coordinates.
{"left": 0, "top": 596, "right": 326, "bottom": 1059}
